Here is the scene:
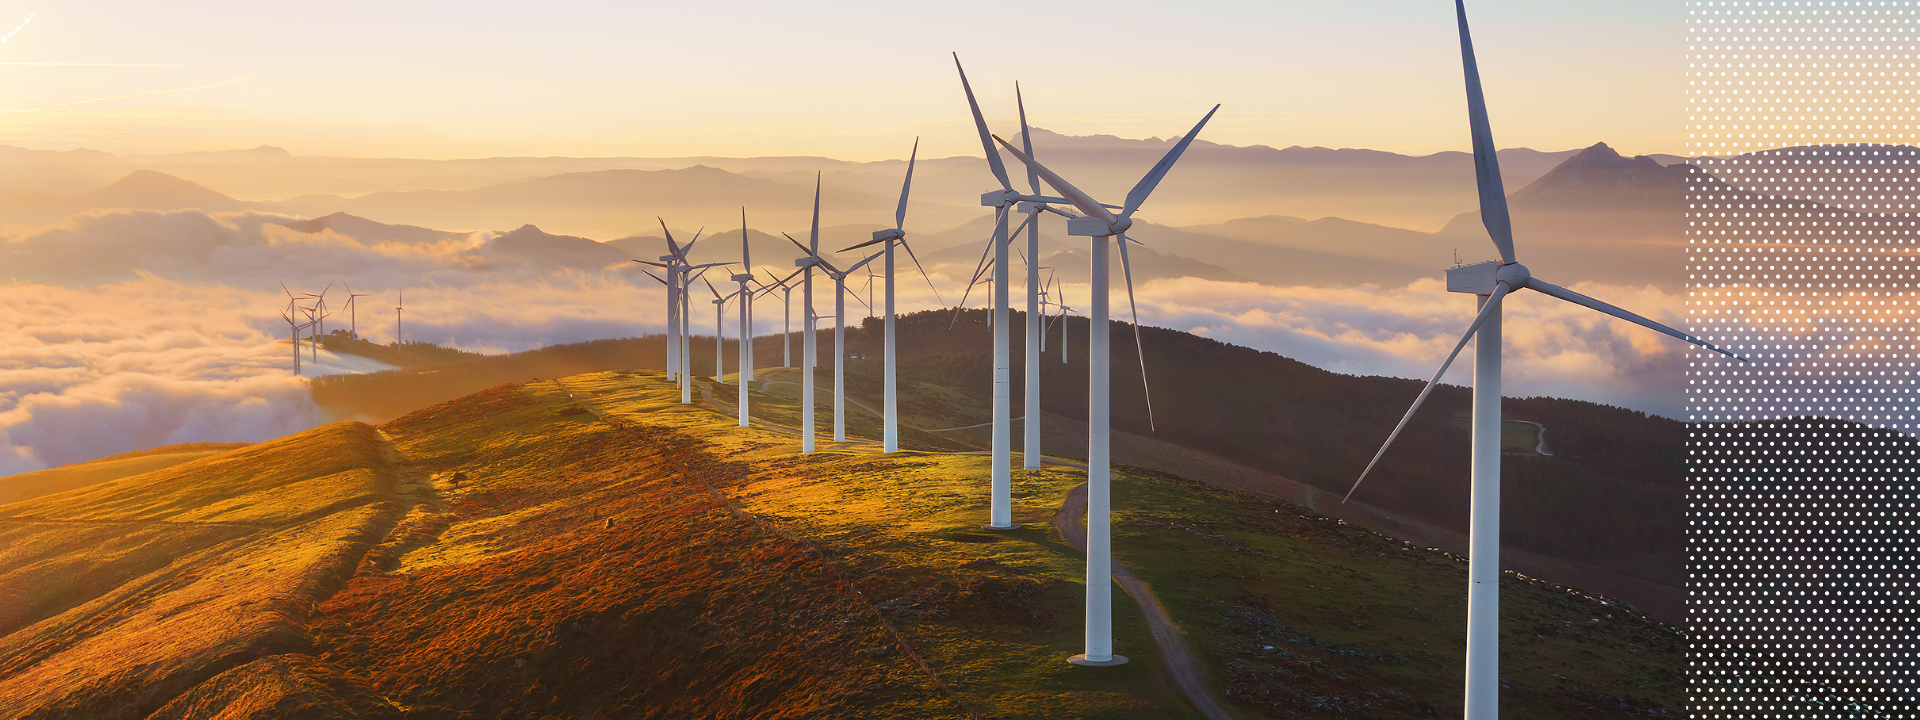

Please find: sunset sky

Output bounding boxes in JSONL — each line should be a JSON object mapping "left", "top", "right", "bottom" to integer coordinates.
{"left": 0, "top": 0, "right": 1679, "bottom": 160}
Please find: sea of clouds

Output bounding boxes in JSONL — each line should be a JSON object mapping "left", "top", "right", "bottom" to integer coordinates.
{"left": 0, "top": 207, "right": 1797, "bottom": 475}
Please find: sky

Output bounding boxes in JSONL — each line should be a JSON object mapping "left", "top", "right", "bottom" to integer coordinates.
{"left": 0, "top": 1, "right": 1682, "bottom": 160}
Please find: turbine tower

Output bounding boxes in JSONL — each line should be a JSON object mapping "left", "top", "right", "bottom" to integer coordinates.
{"left": 735, "top": 208, "right": 756, "bottom": 427}
{"left": 790, "top": 174, "right": 823, "bottom": 453}
{"left": 1014, "top": 84, "right": 1046, "bottom": 470}
{"left": 1339, "top": 3, "right": 1745, "bottom": 717}
{"left": 995, "top": 102, "right": 1218, "bottom": 668}
{"left": 756, "top": 267, "right": 805, "bottom": 367}
{"left": 793, "top": 233, "right": 883, "bottom": 444}
{"left": 837, "top": 138, "right": 942, "bottom": 454}
{"left": 703, "top": 276, "right": 735, "bottom": 381}
{"left": 394, "top": 290, "right": 404, "bottom": 348}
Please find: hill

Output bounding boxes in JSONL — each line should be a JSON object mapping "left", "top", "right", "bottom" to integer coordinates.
{"left": 310, "top": 317, "right": 1686, "bottom": 623}
{"left": 0, "top": 170, "right": 285, "bottom": 225}
{"left": 0, "top": 371, "right": 1685, "bottom": 717}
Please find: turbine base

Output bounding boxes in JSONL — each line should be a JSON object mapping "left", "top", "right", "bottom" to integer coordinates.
{"left": 1068, "top": 654, "right": 1128, "bottom": 667}
{"left": 982, "top": 523, "right": 1021, "bottom": 531}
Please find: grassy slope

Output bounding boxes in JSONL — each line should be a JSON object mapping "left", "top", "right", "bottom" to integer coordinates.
{"left": 0, "top": 446, "right": 240, "bottom": 506}
{"left": 0, "top": 423, "right": 399, "bottom": 720}
{"left": 2, "top": 369, "right": 1681, "bottom": 717}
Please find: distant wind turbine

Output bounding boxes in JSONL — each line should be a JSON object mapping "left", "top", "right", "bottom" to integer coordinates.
{"left": 995, "top": 99, "right": 1219, "bottom": 668}
{"left": 756, "top": 267, "right": 805, "bottom": 367}
{"left": 343, "top": 284, "right": 370, "bottom": 338}
{"left": 837, "top": 138, "right": 943, "bottom": 454}
{"left": 394, "top": 290, "right": 404, "bottom": 348}
{"left": 280, "top": 283, "right": 304, "bottom": 376}
{"left": 703, "top": 276, "right": 736, "bottom": 381}
{"left": 1337, "top": 3, "right": 1746, "bottom": 717}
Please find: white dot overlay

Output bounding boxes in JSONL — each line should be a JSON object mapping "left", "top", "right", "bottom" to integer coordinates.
{"left": 1689, "top": 2, "right": 1920, "bottom": 717}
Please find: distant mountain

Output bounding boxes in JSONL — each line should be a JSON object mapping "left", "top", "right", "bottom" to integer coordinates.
{"left": 0, "top": 170, "right": 282, "bottom": 225}
{"left": 487, "top": 225, "right": 634, "bottom": 272}
{"left": 300, "top": 165, "right": 948, "bottom": 241}
{"left": 0, "top": 135, "right": 1684, "bottom": 234}
{"left": 277, "top": 212, "right": 465, "bottom": 245}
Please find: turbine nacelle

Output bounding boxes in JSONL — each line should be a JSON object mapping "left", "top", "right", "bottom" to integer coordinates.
{"left": 1067, "top": 215, "right": 1126, "bottom": 237}
{"left": 732, "top": 273, "right": 755, "bottom": 283}
{"left": 794, "top": 257, "right": 821, "bottom": 268}
{"left": 980, "top": 189, "right": 1022, "bottom": 207}
{"left": 871, "top": 228, "right": 905, "bottom": 242}
{"left": 1445, "top": 260, "right": 1530, "bottom": 295}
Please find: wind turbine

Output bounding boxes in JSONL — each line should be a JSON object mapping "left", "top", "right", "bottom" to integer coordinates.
{"left": 994, "top": 100, "right": 1219, "bottom": 668}
{"left": 790, "top": 174, "right": 823, "bottom": 452}
{"left": 280, "top": 283, "right": 304, "bottom": 376}
{"left": 646, "top": 221, "right": 722, "bottom": 403}
{"left": 734, "top": 208, "right": 756, "bottom": 427}
{"left": 791, "top": 232, "right": 883, "bottom": 444}
{"left": 1013, "top": 84, "right": 1048, "bottom": 471}
{"left": 954, "top": 55, "right": 1101, "bottom": 529}
{"left": 702, "top": 276, "right": 737, "bottom": 381}
{"left": 394, "top": 290, "right": 404, "bottom": 348}
{"left": 1337, "top": 3, "right": 1745, "bottom": 717}
{"left": 343, "top": 284, "right": 370, "bottom": 338}
{"left": 756, "top": 268, "right": 804, "bottom": 367}
{"left": 836, "top": 138, "right": 943, "bottom": 454}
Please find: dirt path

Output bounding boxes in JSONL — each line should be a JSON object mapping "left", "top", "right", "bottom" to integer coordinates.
{"left": 1055, "top": 483, "right": 1238, "bottom": 720}
{"left": 682, "top": 377, "right": 1230, "bottom": 719}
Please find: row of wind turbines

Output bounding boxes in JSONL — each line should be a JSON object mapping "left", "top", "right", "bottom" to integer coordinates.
{"left": 277, "top": 281, "right": 391, "bottom": 375}
{"left": 625, "top": 3, "right": 1740, "bottom": 717}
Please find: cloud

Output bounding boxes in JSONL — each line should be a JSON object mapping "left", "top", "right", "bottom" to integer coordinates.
{"left": 0, "top": 207, "right": 1882, "bottom": 476}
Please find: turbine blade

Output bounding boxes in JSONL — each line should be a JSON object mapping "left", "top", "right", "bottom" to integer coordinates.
{"left": 1117, "top": 235, "right": 1155, "bottom": 432}
{"left": 633, "top": 259, "right": 669, "bottom": 268}
{"left": 954, "top": 53, "right": 1013, "bottom": 190}
{"left": 658, "top": 217, "right": 682, "bottom": 259}
{"left": 641, "top": 269, "right": 666, "bottom": 286}
{"left": 993, "top": 135, "right": 1115, "bottom": 224}
{"left": 1525, "top": 277, "right": 1747, "bottom": 361}
{"left": 1016, "top": 81, "right": 1041, "bottom": 196}
{"left": 1343, "top": 283, "right": 1512, "bottom": 503}
{"left": 1120, "top": 104, "right": 1220, "bottom": 220}
{"left": 809, "top": 172, "right": 821, "bottom": 253}
{"left": 1455, "top": 0, "right": 1517, "bottom": 264}
{"left": 845, "top": 249, "right": 885, "bottom": 275}
{"left": 839, "top": 236, "right": 886, "bottom": 254}
{"left": 951, "top": 206, "right": 1007, "bottom": 324}
{"left": 782, "top": 231, "right": 815, "bottom": 258}
{"left": 895, "top": 138, "right": 917, "bottom": 232}
{"left": 741, "top": 206, "right": 750, "bottom": 269}
{"left": 900, "top": 240, "right": 946, "bottom": 307}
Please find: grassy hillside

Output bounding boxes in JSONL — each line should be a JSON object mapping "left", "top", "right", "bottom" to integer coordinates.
{"left": 309, "top": 315, "right": 1690, "bottom": 618}
{"left": 1, "top": 370, "right": 1682, "bottom": 717}
{"left": 0, "top": 442, "right": 249, "bottom": 506}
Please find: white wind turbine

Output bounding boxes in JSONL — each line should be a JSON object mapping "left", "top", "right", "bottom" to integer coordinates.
{"left": 394, "top": 290, "right": 404, "bottom": 348}
{"left": 790, "top": 174, "right": 824, "bottom": 453}
{"left": 756, "top": 267, "right": 805, "bottom": 367}
{"left": 734, "top": 208, "right": 757, "bottom": 427}
{"left": 643, "top": 221, "right": 722, "bottom": 403}
{"left": 1338, "top": 2, "right": 1745, "bottom": 717}
{"left": 702, "top": 276, "right": 737, "bottom": 381}
{"left": 994, "top": 102, "right": 1218, "bottom": 668}
{"left": 344, "top": 284, "right": 370, "bottom": 338}
{"left": 279, "top": 283, "right": 304, "bottom": 376}
{"left": 836, "top": 138, "right": 943, "bottom": 454}
{"left": 790, "top": 232, "right": 884, "bottom": 444}
{"left": 954, "top": 55, "right": 1104, "bottom": 526}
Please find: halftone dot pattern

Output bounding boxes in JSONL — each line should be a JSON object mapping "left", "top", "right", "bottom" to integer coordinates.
{"left": 1688, "top": 2, "right": 1920, "bottom": 717}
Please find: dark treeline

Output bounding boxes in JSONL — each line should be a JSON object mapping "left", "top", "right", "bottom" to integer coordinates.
{"left": 862, "top": 308, "right": 1689, "bottom": 588}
